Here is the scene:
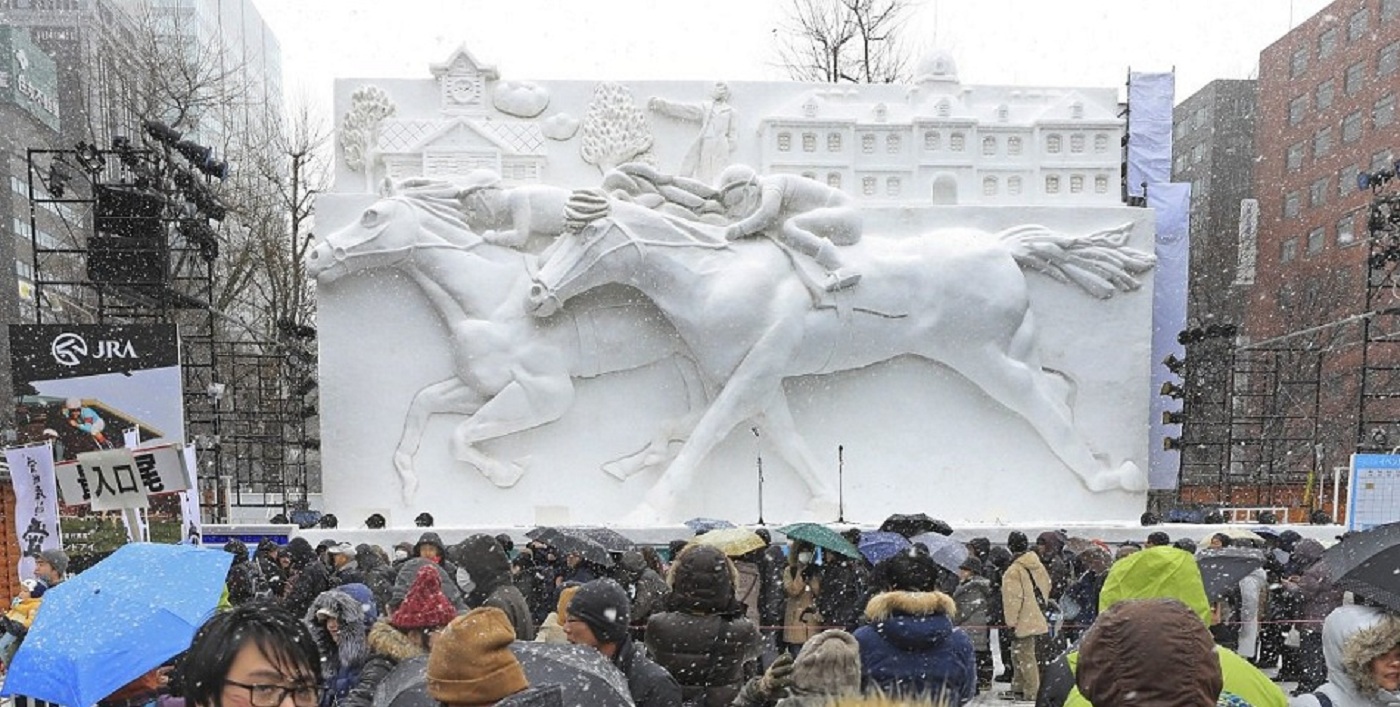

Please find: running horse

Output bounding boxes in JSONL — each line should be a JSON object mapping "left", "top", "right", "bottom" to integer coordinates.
{"left": 306, "top": 184, "right": 704, "bottom": 501}
{"left": 527, "top": 196, "right": 1157, "bottom": 523}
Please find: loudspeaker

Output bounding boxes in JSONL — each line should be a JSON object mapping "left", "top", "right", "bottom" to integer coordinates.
{"left": 89, "top": 185, "right": 168, "bottom": 285}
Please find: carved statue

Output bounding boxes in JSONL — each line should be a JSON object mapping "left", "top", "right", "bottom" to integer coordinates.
{"left": 528, "top": 193, "right": 1155, "bottom": 523}
{"left": 717, "top": 164, "right": 863, "bottom": 292}
{"left": 648, "top": 82, "right": 738, "bottom": 184}
{"left": 305, "top": 183, "right": 705, "bottom": 501}
{"left": 451, "top": 170, "right": 572, "bottom": 250}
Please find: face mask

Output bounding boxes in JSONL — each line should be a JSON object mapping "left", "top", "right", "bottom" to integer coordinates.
{"left": 797, "top": 552, "right": 813, "bottom": 564}
{"left": 393, "top": 549, "right": 408, "bottom": 561}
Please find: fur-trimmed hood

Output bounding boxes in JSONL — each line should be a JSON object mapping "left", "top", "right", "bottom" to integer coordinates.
{"left": 367, "top": 617, "right": 427, "bottom": 662}
{"left": 861, "top": 591, "right": 959, "bottom": 654}
{"left": 1324, "top": 604, "right": 1400, "bottom": 700}
{"left": 863, "top": 591, "right": 958, "bottom": 623}
{"left": 304, "top": 589, "right": 370, "bottom": 674}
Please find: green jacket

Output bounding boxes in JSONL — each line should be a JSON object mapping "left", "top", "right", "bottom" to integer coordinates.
{"left": 1060, "top": 547, "right": 1286, "bottom": 707}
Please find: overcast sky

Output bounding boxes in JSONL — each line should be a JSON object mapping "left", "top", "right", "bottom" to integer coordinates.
{"left": 252, "top": 0, "right": 1334, "bottom": 117}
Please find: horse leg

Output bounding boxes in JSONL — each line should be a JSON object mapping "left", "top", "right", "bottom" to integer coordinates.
{"left": 450, "top": 370, "right": 575, "bottom": 488}
{"left": 756, "top": 391, "right": 840, "bottom": 520}
{"left": 601, "top": 355, "right": 710, "bottom": 480}
{"left": 396, "top": 378, "right": 485, "bottom": 502}
{"left": 939, "top": 340, "right": 1147, "bottom": 493}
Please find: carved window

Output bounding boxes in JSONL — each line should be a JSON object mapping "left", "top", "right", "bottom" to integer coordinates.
{"left": 828, "top": 133, "right": 842, "bottom": 151}
{"left": 887, "top": 134, "right": 901, "bottom": 153}
{"left": 1008, "top": 136, "right": 1023, "bottom": 155}
{"left": 982, "top": 136, "right": 997, "bottom": 156}
{"left": 1070, "top": 175, "right": 1084, "bottom": 193}
{"left": 886, "top": 177, "right": 901, "bottom": 196}
{"left": 802, "top": 133, "right": 817, "bottom": 152}
{"left": 1045, "top": 175, "right": 1061, "bottom": 194}
{"left": 950, "top": 133, "right": 965, "bottom": 151}
{"left": 827, "top": 172, "right": 842, "bottom": 188}
{"left": 1008, "top": 176, "right": 1023, "bottom": 195}
{"left": 1094, "top": 134, "right": 1109, "bottom": 153}
{"left": 1095, "top": 175, "right": 1109, "bottom": 193}
{"left": 983, "top": 176, "right": 998, "bottom": 196}
{"left": 1070, "top": 102, "right": 1084, "bottom": 119}
{"left": 924, "top": 131, "right": 941, "bottom": 150}
{"left": 997, "top": 105, "right": 1009, "bottom": 122}
{"left": 1070, "top": 134, "right": 1085, "bottom": 153}
{"left": 862, "top": 134, "right": 876, "bottom": 154}
{"left": 1046, "top": 134, "right": 1062, "bottom": 154}
{"left": 862, "top": 176, "right": 877, "bottom": 195}
{"left": 778, "top": 133, "right": 791, "bottom": 151}
{"left": 937, "top": 100, "right": 951, "bottom": 118}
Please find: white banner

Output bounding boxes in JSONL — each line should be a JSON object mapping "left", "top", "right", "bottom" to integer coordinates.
{"left": 179, "top": 444, "right": 202, "bottom": 544}
{"left": 73, "top": 449, "right": 148, "bottom": 511}
{"left": 1127, "top": 72, "right": 1175, "bottom": 197}
{"left": 122, "top": 427, "right": 140, "bottom": 449}
{"left": 4, "top": 443, "right": 61, "bottom": 580}
{"left": 1148, "top": 182, "right": 1193, "bottom": 489}
{"left": 57, "top": 443, "right": 190, "bottom": 506}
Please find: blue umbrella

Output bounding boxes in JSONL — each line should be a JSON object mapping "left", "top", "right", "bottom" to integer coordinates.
{"left": 909, "top": 532, "right": 970, "bottom": 574}
{"left": 683, "top": 517, "right": 735, "bottom": 533}
{"left": 859, "top": 531, "right": 911, "bottom": 565}
{"left": 2, "top": 542, "right": 232, "bottom": 707}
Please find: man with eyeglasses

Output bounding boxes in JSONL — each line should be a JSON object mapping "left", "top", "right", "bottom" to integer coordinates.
{"left": 182, "top": 601, "right": 322, "bottom": 707}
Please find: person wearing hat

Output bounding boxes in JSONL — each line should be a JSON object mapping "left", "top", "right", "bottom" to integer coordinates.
{"left": 1145, "top": 531, "right": 1171, "bottom": 548}
{"left": 34, "top": 549, "right": 68, "bottom": 588}
{"left": 343, "top": 565, "right": 459, "bottom": 707}
{"left": 734, "top": 629, "right": 862, "bottom": 707}
{"left": 1076, "top": 598, "right": 1225, "bottom": 707}
{"left": 427, "top": 607, "right": 560, "bottom": 707}
{"left": 447, "top": 535, "right": 535, "bottom": 640}
{"left": 1001, "top": 530, "right": 1051, "bottom": 701}
{"left": 0, "top": 579, "right": 45, "bottom": 667}
{"left": 304, "top": 589, "right": 370, "bottom": 707}
{"left": 328, "top": 543, "right": 365, "bottom": 588}
{"left": 566, "top": 579, "right": 681, "bottom": 707}
{"left": 953, "top": 556, "right": 994, "bottom": 691}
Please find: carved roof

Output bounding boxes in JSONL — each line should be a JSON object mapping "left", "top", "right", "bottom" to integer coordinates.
{"left": 376, "top": 117, "right": 545, "bottom": 156}
{"left": 378, "top": 119, "right": 441, "bottom": 152}
{"left": 429, "top": 44, "right": 500, "bottom": 82}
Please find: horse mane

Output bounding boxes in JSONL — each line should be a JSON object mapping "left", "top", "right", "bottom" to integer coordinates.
{"left": 391, "top": 189, "right": 483, "bottom": 249}
{"left": 605, "top": 200, "right": 729, "bottom": 248}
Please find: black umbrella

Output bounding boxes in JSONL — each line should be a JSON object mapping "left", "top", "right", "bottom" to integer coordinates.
{"left": 526, "top": 527, "right": 615, "bottom": 567}
{"left": 879, "top": 513, "right": 952, "bottom": 539}
{"left": 1322, "top": 521, "right": 1400, "bottom": 611}
{"left": 371, "top": 645, "right": 633, "bottom": 707}
{"left": 1195, "top": 547, "right": 1265, "bottom": 601}
{"left": 574, "top": 527, "right": 637, "bottom": 553}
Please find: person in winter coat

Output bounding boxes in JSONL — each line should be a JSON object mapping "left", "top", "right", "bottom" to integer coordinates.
{"left": 1076, "top": 598, "right": 1224, "bottom": 707}
{"left": 428, "top": 607, "right": 563, "bottom": 707}
{"left": 952, "top": 557, "right": 993, "bottom": 691}
{"left": 565, "top": 579, "right": 682, "bottom": 707}
{"left": 1059, "top": 546, "right": 1111, "bottom": 642}
{"left": 0, "top": 579, "right": 44, "bottom": 666}
{"left": 341, "top": 565, "right": 458, "bottom": 707}
{"left": 755, "top": 530, "right": 789, "bottom": 662}
{"left": 1289, "top": 605, "right": 1400, "bottom": 707}
{"left": 733, "top": 630, "right": 862, "bottom": 707}
{"left": 224, "top": 539, "right": 263, "bottom": 606}
{"left": 734, "top": 550, "right": 765, "bottom": 629}
{"left": 183, "top": 601, "right": 322, "bottom": 707}
{"left": 1002, "top": 531, "right": 1052, "bottom": 701}
{"left": 855, "top": 552, "right": 975, "bottom": 704}
{"left": 448, "top": 534, "right": 536, "bottom": 640}
{"left": 985, "top": 544, "right": 1015, "bottom": 685}
{"left": 256, "top": 539, "right": 286, "bottom": 598}
{"left": 411, "top": 532, "right": 460, "bottom": 583}
{"left": 618, "top": 549, "right": 670, "bottom": 631}
{"left": 535, "top": 585, "right": 578, "bottom": 645}
{"left": 1036, "top": 545, "right": 1287, "bottom": 707}
{"left": 782, "top": 541, "right": 823, "bottom": 653}
{"left": 1285, "top": 539, "right": 1346, "bottom": 693}
{"left": 327, "top": 543, "right": 365, "bottom": 588}
{"left": 511, "top": 553, "right": 551, "bottom": 628}
{"left": 355, "top": 543, "right": 395, "bottom": 614}
{"left": 304, "top": 589, "right": 371, "bottom": 707}
{"left": 646, "top": 544, "right": 761, "bottom": 707}
{"left": 282, "top": 537, "right": 333, "bottom": 620}
{"left": 391, "top": 533, "right": 466, "bottom": 612}
{"left": 815, "top": 550, "right": 870, "bottom": 633}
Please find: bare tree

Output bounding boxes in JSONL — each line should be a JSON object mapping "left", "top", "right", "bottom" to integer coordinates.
{"left": 775, "top": 0, "right": 914, "bottom": 84}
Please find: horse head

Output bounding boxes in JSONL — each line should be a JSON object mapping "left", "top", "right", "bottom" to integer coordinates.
{"left": 307, "top": 189, "right": 482, "bottom": 285}
{"left": 526, "top": 192, "right": 646, "bottom": 317}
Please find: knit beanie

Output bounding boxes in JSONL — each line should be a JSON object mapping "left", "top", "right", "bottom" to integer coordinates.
{"left": 1006, "top": 531, "right": 1029, "bottom": 554}
{"left": 791, "top": 629, "right": 861, "bottom": 696}
{"left": 38, "top": 549, "right": 68, "bottom": 576}
{"left": 568, "top": 579, "right": 631, "bottom": 645}
{"left": 392, "top": 565, "right": 457, "bottom": 630}
{"left": 427, "top": 607, "right": 529, "bottom": 705}
{"left": 556, "top": 585, "right": 579, "bottom": 622}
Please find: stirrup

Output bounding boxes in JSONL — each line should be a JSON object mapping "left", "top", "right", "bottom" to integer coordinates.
{"left": 823, "top": 269, "right": 861, "bottom": 292}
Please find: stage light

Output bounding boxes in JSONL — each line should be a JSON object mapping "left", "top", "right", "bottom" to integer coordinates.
{"left": 73, "top": 141, "right": 106, "bottom": 174}
{"left": 1162, "top": 353, "right": 1186, "bottom": 375}
{"left": 1161, "top": 381, "right": 1186, "bottom": 399}
{"left": 1162, "top": 410, "right": 1185, "bottom": 425}
{"left": 1163, "top": 437, "right": 1183, "bottom": 451}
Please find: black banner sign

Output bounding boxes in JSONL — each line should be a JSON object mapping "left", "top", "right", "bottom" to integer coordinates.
{"left": 9, "top": 324, "right": 179, "bottom": 381}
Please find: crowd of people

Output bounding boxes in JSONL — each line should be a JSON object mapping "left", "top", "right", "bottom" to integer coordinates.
{"left": 4, "top": 522, "right": 1399, "bottom": 707}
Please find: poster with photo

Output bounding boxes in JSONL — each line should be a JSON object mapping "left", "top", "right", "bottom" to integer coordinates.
{"left": 10, "top": 325, "right": 184, "bottom": 465}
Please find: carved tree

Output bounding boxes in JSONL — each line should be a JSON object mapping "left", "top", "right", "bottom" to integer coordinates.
{"left": 579, "top": 82, "right": 654, "bottom": 173}
{"left": 339, "top": 85, "right": 396, "bottom": 192}
{"left": 776, "top": 0, "right": 914, "bottom": 84}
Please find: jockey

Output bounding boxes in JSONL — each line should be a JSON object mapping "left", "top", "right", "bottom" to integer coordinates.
{"left": 718, "top": 164, "right": 863, "bottom": 291}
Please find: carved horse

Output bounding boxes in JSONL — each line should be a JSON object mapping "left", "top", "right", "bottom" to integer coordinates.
{"left": 527, "top": 198, "right": 1156, "bottom": 522}
{"left": 306, "top": 189, "right": 704, "bottom": 501}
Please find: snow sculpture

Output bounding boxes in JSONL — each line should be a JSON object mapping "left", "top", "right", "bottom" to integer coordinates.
{"left": 340, "top": 85, "right": 397, "bottom": 193}
{"left": 648, "top": 82, "right": 738, "bottom": 184}
{"left": 579, "top": 82, "right": 654, "bottom": 172}
{"left": 540, "top": 112, "right": 580, "bottom": 141}
{"left": 492, "top": 80, "right": 550, "bottom": 118}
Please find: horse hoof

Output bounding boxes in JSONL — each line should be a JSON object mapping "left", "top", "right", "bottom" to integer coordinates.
{"left": 485, "top": 461, "right": 526, "bottom": 488}
{"left": 1116, "top": 461, "right": 1148, "bottom": 492}
{"left": 601, "top": 460, "right": 636, "bottom": 481}
{"left": 401, "top": 475, "right": 420, "bottom": 502}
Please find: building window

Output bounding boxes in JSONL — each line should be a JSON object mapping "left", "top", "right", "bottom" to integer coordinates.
{"left": 862, "top": 133, "right": 875, "bottom": 154}
{"left": 997, "top": 105, "right": 1009, "bottom": 122}
{"left": 1281, "top": 237, "right": 1298, "bottom": 263}
{"left": 777, "top": 133, "right": 791, "bottom": 151}
{"left": 1071, "top": 102, "right": 1085, "bottom": 120}
{"left": 1070, "top": 175, "right": 1084, "bottom": 193}
{"left": 1046, "top": 134, "right": 1062, "bottom": 154}
{"left": 1350, "top": 8, "right": 1369, "bottom": 41}
{"left": 950, "top": 133, "right": 965, "bottom": 151}
{"left": 1307, "top": 227, "right": 1326, "bottom": 254}
{"left": 1287, "top": 142, "right": 1306, "bottom": 170}
{"left": 1382, "top": 42, "right": 1400, "bottom": 76}
{"left": 1317, "top": 79, "right": 1335, "bottom": 110}
{"left": 1045, "top": 175, "right": 1060, "bottom": 194}
{"left": 886, "top": 177, "right": 901, "bottom": 196}
{"left": 886, "top": 133, "right": 901, "bottom": 153}
{"left": 1008, "top": 176, "right": 1023, "bottom": 195}
{"left": 1313, "top": 126, "right": 1333, "bottom": 157}
{"left": 1376, "top": 94, "right": 1397, "bottom": 128}
{"left": 1095, "top": 175, "right": 1109, "bottom": 193}
{"left": 982, "top": 136, "right": 997, "bottom": 156}
{"left": 924, "top": 131, "right": 941, "bottom": 150}
{"left": 827, "top": 133, "right": 842, "bottom": 151}
{"left": 1340, "top": 165, "right": 1361, "bottom": 196}
{"left": 1319, "top": 26, "right": 1339, "bottom": 59}
{"left": 1311, "top": 177, "right": 1329, "bottom": 207}
{"left": 803, "top": 133, "right": 817, "bottom": 152}
{"left": 1346, "top": 62, "right": 1367, "bottom": 95}
{"left": 1093, "top": 134, "right": 1109, "bottom": 153}
{"left": 1338, "top": 212, "right": 1357, "bottom": 245}
{"left": 827, "top": 172, "right": 841, "bottom": 189}
{"left": 1284, "top": 192, "right": 1301, "bottom": 219}
{"left": 1175, "top": 154, "right": 1187, "bottom": 173}
{"left": 1387, "top": 0, "right": 1400, "bottom": 20}
{"left": 1343, "top": 111, "right": 1364, "bottom": 142}
{"left": 983, "top": 176, "right": 998, "bottom": 196}
{"left": 1289, "top": 95, "right": 1309, "bottom": 125}
{"left": 1070, "top": 134, "right": 1085, "bottom": 153}
{"left": 862, "top": 175, "right": 877, "bottom": 195}
{"left": 937, "top": 99, "right": 951, "bottom": 118}
{"left": 1291, "top": 47, "right": 1309, "bottom": 77}
{"left": 1008, "top": 136, "right": 1023, "bottom": 155}
{"left": 1373, "top": 150, "right": 1394, "bottom": 172}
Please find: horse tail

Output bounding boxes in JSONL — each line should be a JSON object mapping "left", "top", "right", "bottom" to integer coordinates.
{"left": 998, "top": 223, "right": 1156, "bottom": 299}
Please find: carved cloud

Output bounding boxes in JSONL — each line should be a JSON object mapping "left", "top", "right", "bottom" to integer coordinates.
{"left": 492, "top": 80, "right": 551, "bottom": 118}
{"left": 540, "top": 112, "right": 580, "bottom": 141}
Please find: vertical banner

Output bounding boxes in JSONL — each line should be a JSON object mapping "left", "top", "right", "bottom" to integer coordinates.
{"left": 180, "top": 444, "right": 202, "bottom": 544}
{"left": 1148, "top": 182, "right": 1193, "bottom": 489}
{"left": 1126, "top": 72, "right": 1175, "bottom": 198}
{"left": 4, "top": 443, "right": 61, "bottom": 580}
